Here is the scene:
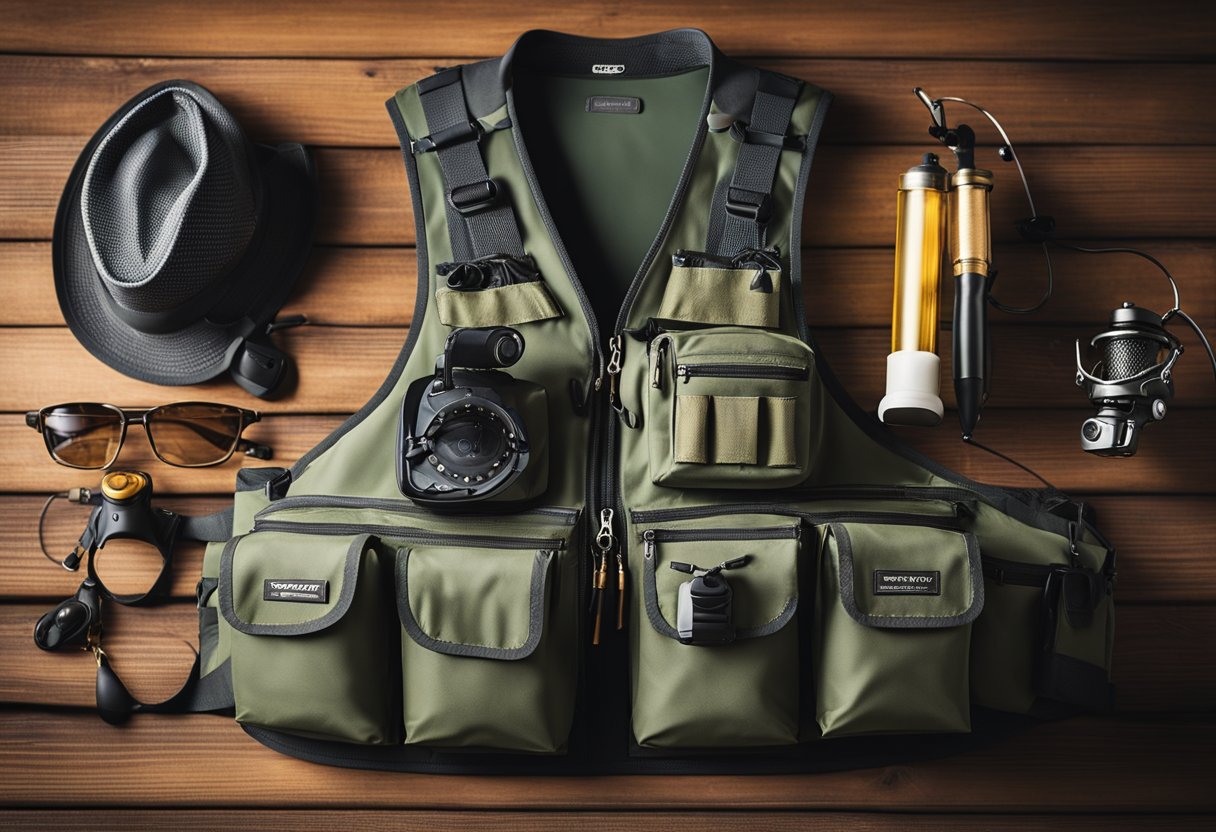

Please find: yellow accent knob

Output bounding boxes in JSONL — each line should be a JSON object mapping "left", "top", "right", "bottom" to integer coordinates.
{"left": 101, "top": 471, "right": 147, "bottom": 501}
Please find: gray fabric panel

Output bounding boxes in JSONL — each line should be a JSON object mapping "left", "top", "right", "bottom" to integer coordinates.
{"left": 395, "top": 547, "right": 552, "bottom": 661}
{"left": 831, "top": 524, "right": 985, "bottom": 630}
{"left": 218, "top": 533, "right": 369, "bottom": 636}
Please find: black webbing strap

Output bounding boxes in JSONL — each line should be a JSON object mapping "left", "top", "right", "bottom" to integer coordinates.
{"left": 93, "top": 509, "right": 236, "bottom": 723}
{"left": 414, "top": 68, "right": 526, "bottom": 262}
{"left": 709, "top": 74, "right": 802, "bottom": 255}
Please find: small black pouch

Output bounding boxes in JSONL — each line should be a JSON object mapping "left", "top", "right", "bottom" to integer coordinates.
{"left": 1034, "top": 553, "right": 1117, "bottom": 712}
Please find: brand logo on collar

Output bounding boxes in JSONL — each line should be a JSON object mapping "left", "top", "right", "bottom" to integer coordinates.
{"left": 592, "top": 64, "right": 626, "bottom": 75}
{"left": 873, "top": 570, "right": 940, "bottom": 596}
{"left": 264, "top": 579, "right": 329, "bottom": 603}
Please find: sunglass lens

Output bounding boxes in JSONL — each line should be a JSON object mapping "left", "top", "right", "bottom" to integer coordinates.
{"left": 42, "top": 404, "right": 123, "bottom": 468}
{"left": 147, "top": 403, "right": 244, "bottom": 466}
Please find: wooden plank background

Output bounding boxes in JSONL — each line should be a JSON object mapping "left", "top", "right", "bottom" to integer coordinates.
{"left": 0, "top": 1, "right": 1213, "bottom": 828}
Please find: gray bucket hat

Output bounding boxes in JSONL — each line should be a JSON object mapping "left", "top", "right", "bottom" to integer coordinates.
{"left": 53, "top": 80, "right": 316, "bottom": 397}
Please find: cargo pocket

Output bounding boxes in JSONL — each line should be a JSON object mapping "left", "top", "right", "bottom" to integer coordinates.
{"left": 656, "top": 248, "right": 783, "bottom": 329}
{"left": 974, "top": 543, "right": 1115, "bottom": 715}
{"left": 219, "top": 531, "right": 397, "bottom": 745}
{"left": 647, "top": 327, "right": 815, "bottom": 489}
{"left": 631, "top": 518, "right": 802, "bottom": 748}
{"left": 815, "top": 522, "right": 983, "bottom": 737}
{"left": 395, "top": 532, "right": 576, "bottom": 753}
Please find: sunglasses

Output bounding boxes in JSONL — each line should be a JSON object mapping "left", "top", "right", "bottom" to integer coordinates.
{"left": 25, "top": 402, "right": 273, "bottom": 469}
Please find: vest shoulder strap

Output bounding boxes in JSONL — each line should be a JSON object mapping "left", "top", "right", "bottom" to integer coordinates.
{"left": 413, "top": 67, "right": 525, "bottom": 261}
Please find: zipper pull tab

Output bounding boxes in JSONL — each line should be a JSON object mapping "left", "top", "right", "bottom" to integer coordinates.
{"left": 606, "top": 336, "right": 640, "bottom": 428}
{"left": 591, "top": 508, "right": 617, "bottom": 645}
{"left": 676, "top": 365, "right": 690, "bottom": 384}
{"left": 650, "top": 335, "right": 670, "bottom": 389}
{"left": 616, "top": 551, "right": 626, "bottom": 630}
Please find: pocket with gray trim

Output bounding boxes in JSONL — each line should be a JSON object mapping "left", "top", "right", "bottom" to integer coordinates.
{"left": 218, "top": 530, "right": 398, "bottom": 745}
{"left": 630, "top": 516, "right": 803, "bottom": 749}
{"left": 814, "top": 522, "right": 984, "bottom": 738}
{"left": 394, "top": 526, "right": 576, "bottom": 753}
{"left": 646, "top": 327, "right": 817, "bottom": 489}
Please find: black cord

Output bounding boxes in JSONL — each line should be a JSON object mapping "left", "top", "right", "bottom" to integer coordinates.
{"left": 962, "top": 435, "right": 1057, "bottom": 490}
{"left": 39, "top": 492, "right": 67, "bottom": 565}
{"left": 1168, "top": 308, "right": 1216, "bottom": 387}
{"left": 989, "top": 240, "right": 1054, "bottom": 315}
{"left": 1048, "top": 241, "right": 1181, "bottom": 312}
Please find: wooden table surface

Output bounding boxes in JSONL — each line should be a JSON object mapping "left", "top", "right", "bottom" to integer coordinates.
{"left": 1, "top": 2, "right": 1213, "bottom": 828}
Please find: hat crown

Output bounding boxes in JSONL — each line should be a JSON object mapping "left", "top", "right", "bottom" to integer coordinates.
{"left": 80, "top": 87, "right": 257, "bottom": 315}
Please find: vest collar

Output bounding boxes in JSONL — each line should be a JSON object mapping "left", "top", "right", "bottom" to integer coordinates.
{"left": 498, "top": 28, "right": 720, "bottom": 89}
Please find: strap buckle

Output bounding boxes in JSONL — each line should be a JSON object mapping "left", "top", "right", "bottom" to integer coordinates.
{"left": 448, "top": 178, "right": 499, "bottom": 216}
{"left": 410, "top": 120, "right": 482, "bottom": 155}
{"left": 725, "top": 187, "right": 774, "bottom": 225}
{"left": 727, "top": 120, "right": 805, "bottom": 151}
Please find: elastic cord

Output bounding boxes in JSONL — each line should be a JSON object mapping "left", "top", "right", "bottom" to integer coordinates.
{"left": 962, "top": 435, "right": 1057, "bottom": 490}
{"left": 38, "top": 492, "right": 68, "bottom": 565}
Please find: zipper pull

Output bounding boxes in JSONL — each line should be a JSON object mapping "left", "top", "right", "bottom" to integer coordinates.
{"left": 606, "top": 336, "right": 639, "bottom": 428}
{"left": 676, "top": 365, "right": 691, "bottom": 384}
{"left": 616, "top": 551, "right": 626, "bottom": 630}
{"left": 591, "top": 508, "right": 617, "bottom": 645}
{"left": 642, "top": 529, "right": 657, "bottom": 560}
{"left": 650, "top": 335, "right": 670, "bottom": 389}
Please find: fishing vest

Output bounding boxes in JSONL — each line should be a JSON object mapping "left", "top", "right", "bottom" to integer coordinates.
{"left": 195, "top": 29, "right": 1116, "bottom": 773}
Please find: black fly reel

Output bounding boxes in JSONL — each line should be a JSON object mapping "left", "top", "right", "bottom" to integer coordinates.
{"left": 398, "top": 327, "right": 548, "bottom": 508}
{"left": 1075, "top": 302, "right": 1183, "bottom": 457}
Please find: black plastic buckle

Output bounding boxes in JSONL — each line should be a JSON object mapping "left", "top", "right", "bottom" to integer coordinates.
{"left": 410, "top": 120, "right": 482, "bottom": 155}
{"left": 725, "top": 187, "right": 774, "bottom": 225}
{"left": 448, "top": 179, "right": 499, "bottom": 215}
{"left": 728, "top": 120, "right": 805, "bottom": 151}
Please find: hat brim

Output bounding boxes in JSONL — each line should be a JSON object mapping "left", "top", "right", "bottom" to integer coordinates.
{"left": 53, "top": 80, "right": 317, "bottom": 387}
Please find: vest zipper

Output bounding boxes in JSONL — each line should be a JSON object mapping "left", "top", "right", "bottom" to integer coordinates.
{"left": 641, "top": 525, "right": 801, "bottom": 559}
{"left": 251, "top": 519, "right": 564, "bottom": 550}
{"left": 630, "top": 497, "right": 969, "bottom": 526}
{"left": 675, "top": 363, "right": 809, "bottom": 383}
{"left": 982, "top": 555, "right": 1060, "bottom": 587}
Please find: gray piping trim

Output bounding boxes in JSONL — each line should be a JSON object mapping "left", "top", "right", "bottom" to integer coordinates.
{"left": 831, "top": 524, "right": 984, "bottom": 630}
{"left": 641, "top": 543, "right": 797, "bottom": 642}
{"left": 396, "top": 548, "right": 552, "bottom": 661}
{"left": 218, "top": 533, "right": 371, "bottom": 636}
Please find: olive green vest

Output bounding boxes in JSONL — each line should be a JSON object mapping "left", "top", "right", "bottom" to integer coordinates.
{"left": 198, "top": 29, "right": 1116, "bottom": 773}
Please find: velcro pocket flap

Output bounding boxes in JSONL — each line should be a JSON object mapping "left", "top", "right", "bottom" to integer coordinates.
{"left": 643, "top": 521, "right": 801, "bottom": 642}
{"left": 830, "top": 523, "right": 984, "bottom": 629}
{"left": 219, "top": 531, "right": 374, "bottom": 636}
{"left": 397, "top": 546, "right": 554, "bottom": 660}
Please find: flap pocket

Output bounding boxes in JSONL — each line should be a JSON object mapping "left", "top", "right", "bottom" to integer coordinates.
{"left": 396, "top": 546, "right": 554, "bottom": 660}
{"left": 218, "top": 531, "right": 397, "bottom": 745}
{"left": 641, "top": 522, "right": 801, "bottom": 643}
{"left": 831, "top": 522, "right": 984, "bottom": 629}
{"left": 657, "top": 248, "right": 783, "bottom": 329}
{"left": 220, "top": 531, "right": 376, "bottom": 636}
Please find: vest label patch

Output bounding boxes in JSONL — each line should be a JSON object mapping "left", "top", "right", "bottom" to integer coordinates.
{"left": 873, "top": 570, "right": 940, "bottom": 596}
{"left": 587, "top": 95, "right": 642, "bottom": 114}
{"left": 264, "top": 579, "right": 329, "bottom": 604}
{"left": 592, "top": 64, "right": 625, "bottom": 75}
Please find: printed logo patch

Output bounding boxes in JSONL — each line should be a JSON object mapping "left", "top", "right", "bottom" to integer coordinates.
{"left": 586, "top": 95, "right": 642, "bottom": 114}
{"left": 264, "top": 579, "right": 329, "bottom": 604}
{"left": 873, "top": 570, "right": 940, "bottom": 596}
{"left": 592, "top": 64, "right": 626, "bottom": 75}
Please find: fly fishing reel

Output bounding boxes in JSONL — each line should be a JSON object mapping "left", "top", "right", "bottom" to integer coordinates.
{"left": 1075, "top": 303, "right": 1183, "bottom": 457}
{"left": 397, "top": 326, "right": 548, "bottom": 508}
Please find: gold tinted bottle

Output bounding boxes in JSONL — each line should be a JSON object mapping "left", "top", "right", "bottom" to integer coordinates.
{"left": 879, "top": 153, "right": 948, "bottom": 425}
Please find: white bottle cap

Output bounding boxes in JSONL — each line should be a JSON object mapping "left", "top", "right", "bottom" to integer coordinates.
{"left": 878, "top": 350, "right": 944, "bottom": 426}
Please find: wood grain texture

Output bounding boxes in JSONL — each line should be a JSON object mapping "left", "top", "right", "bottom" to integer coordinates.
{"left": 3, "top": 811, "right": 1214, "bottom": 832}
{"left": 4, "top": 324, "right": 1214, "bottom": 416}
{"left": 0, "top": 407, "right": 1212, "bottom": 495}
{"left": 0, "top": 0, "right": 1212, "bottom": 59}
{"left": 4, "top": 56, "right": 1215, "bottom": 147}
{"left": 0, "top": 712, "right": 1212, "bottom": 810}
{"left": 5, "top": 811, "right": 1214, "bottom": 832}
{"left": 2, "top": 495, "right": 1211, "bottom": 602}
{"left": 2, "top": 602, "right": 1210, "bottom": 711}
{"left": 6, "top": 240, "right": 1213, "bottom": 327}
{"left": 4, "top": 140, "right": 1215, "bottom": 247}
